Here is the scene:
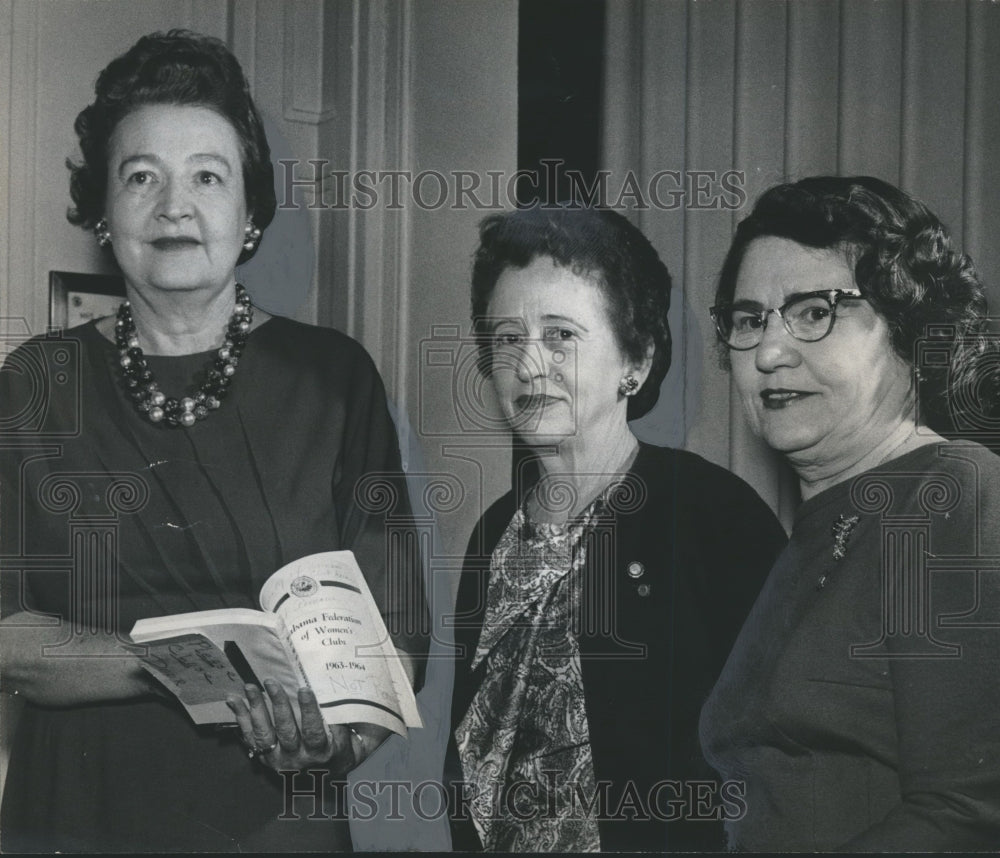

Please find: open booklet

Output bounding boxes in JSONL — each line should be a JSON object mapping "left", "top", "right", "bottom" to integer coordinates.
{"left": 129, "top": 550, "right": 421, "bottom": 737}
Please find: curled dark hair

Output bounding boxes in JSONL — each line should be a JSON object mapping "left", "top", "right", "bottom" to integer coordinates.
{"left": 715, "top": 175, "right": 998, "bottom": 433}
{"left": 471, "top": 206, "right": 672, "bottom": 420}
{"left": 67, "top": 29, "right": 275, "bottom": 264}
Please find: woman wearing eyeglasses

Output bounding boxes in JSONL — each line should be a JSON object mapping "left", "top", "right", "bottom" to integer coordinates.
{"left": 699, "top": 175, "right": 1000, "bottom": 850}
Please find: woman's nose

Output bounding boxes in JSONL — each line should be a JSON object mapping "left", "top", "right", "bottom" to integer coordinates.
{"left": 754, "top": 313, "right": 801, "bottom": 372}
{"left": 514, "top": 341, "right": 563, "bottom": 383}
{"left": 156, "top": 178, "right": 194, "bottom": 222}
{"left": 514, "top": 343, "right": 546, "bottom": 382}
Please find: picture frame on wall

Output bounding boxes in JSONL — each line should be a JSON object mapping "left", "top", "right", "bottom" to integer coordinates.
{"left": 49, "top": 271, "right": 126, "bottom": 330}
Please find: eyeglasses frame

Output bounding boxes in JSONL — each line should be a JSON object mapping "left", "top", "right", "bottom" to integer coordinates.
{"left": 709, "top": 288, "right": 865, "bottom": 351}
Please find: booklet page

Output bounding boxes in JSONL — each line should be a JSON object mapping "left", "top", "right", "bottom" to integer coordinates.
{"left": 258, "top": 551, "right": 422, "bottom": 735}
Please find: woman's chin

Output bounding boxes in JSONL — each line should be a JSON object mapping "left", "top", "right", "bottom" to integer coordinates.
{"left": 512, "top": 424, "right": 575, "bottom": 449}
{"left": 133, "top": 277, "right": 228, "bottom": 296}
{"left": 515, "top": 431, "right": 569, "bottom": 447}
{"left": 125, "top": 270, "right": 229, "bottom": 294}
{"left": 758, "top": 426, "right": 825, "bottom": 460}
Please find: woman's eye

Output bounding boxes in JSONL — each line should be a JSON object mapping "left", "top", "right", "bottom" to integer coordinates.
{"left": 802, "top": 306, "right": 831, "bottom": 322}
{"left": 197, "top": 171, "right": 220, "bottom": 186}
{"left": 495, "top": 332, "right": 522, "bottom": 347}
{"left": 732, "top": 313, "right": 763, "bottom": 333}
{"left": 126, "top": 170, "right": 154, "bottom": 186}
{"left": 543, "top": 326, "right": 575, "bottom": 341}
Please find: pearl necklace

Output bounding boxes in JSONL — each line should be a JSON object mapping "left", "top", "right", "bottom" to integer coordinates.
{"left": 114, "top": 284, "right": 253, "bottom": 427}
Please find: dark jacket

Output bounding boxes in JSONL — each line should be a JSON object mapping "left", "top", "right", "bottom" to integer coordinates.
{"left": 448, "top": 443, "right": 787, "bottom": 852}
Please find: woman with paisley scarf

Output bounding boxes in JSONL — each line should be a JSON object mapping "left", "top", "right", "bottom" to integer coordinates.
{"left": 446, "top": 206, "right": 786, "bottom": 852}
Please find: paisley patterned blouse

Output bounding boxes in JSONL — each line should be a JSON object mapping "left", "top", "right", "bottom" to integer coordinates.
{"left": 455, "top": 487, "right": 621, "bottom": 852}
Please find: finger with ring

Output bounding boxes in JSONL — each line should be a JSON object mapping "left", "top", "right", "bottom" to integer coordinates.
{"left": 246, "top": 738, "right": 279, "bottom": 760}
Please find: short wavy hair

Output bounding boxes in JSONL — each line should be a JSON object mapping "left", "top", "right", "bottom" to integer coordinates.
{"left": 715, "top": 175, "right": 997, "bottom": 433}
{"left": 471, "top": 206, "right": 672, "bottom": 421}
{"left": 67, "top": 29, "right": 275, "bottom": 264}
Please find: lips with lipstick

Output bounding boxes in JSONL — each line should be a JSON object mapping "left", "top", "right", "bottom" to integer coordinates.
{"left": 150, "top": 236, "right": 201, "bottom": 250}
{"left": 515, "top": 393, "right": 563, "bottom": 411}
{"left": 760, "top": 388, "right": 816, "bottom": 409}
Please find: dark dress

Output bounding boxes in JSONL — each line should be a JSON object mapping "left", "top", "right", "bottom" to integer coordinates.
{"left": 448, "top": 443, "right": 788, "bottom": 852}
{"left": 699, "top": 441, "right": 1000, "bottom": 851}
{"left": 0, "top": 317, "right": 428, "bottom": 853}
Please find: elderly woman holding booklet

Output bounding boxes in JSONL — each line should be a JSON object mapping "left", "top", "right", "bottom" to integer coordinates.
{"left": 0, "top": 30, "right": 427, "bottom": 853}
